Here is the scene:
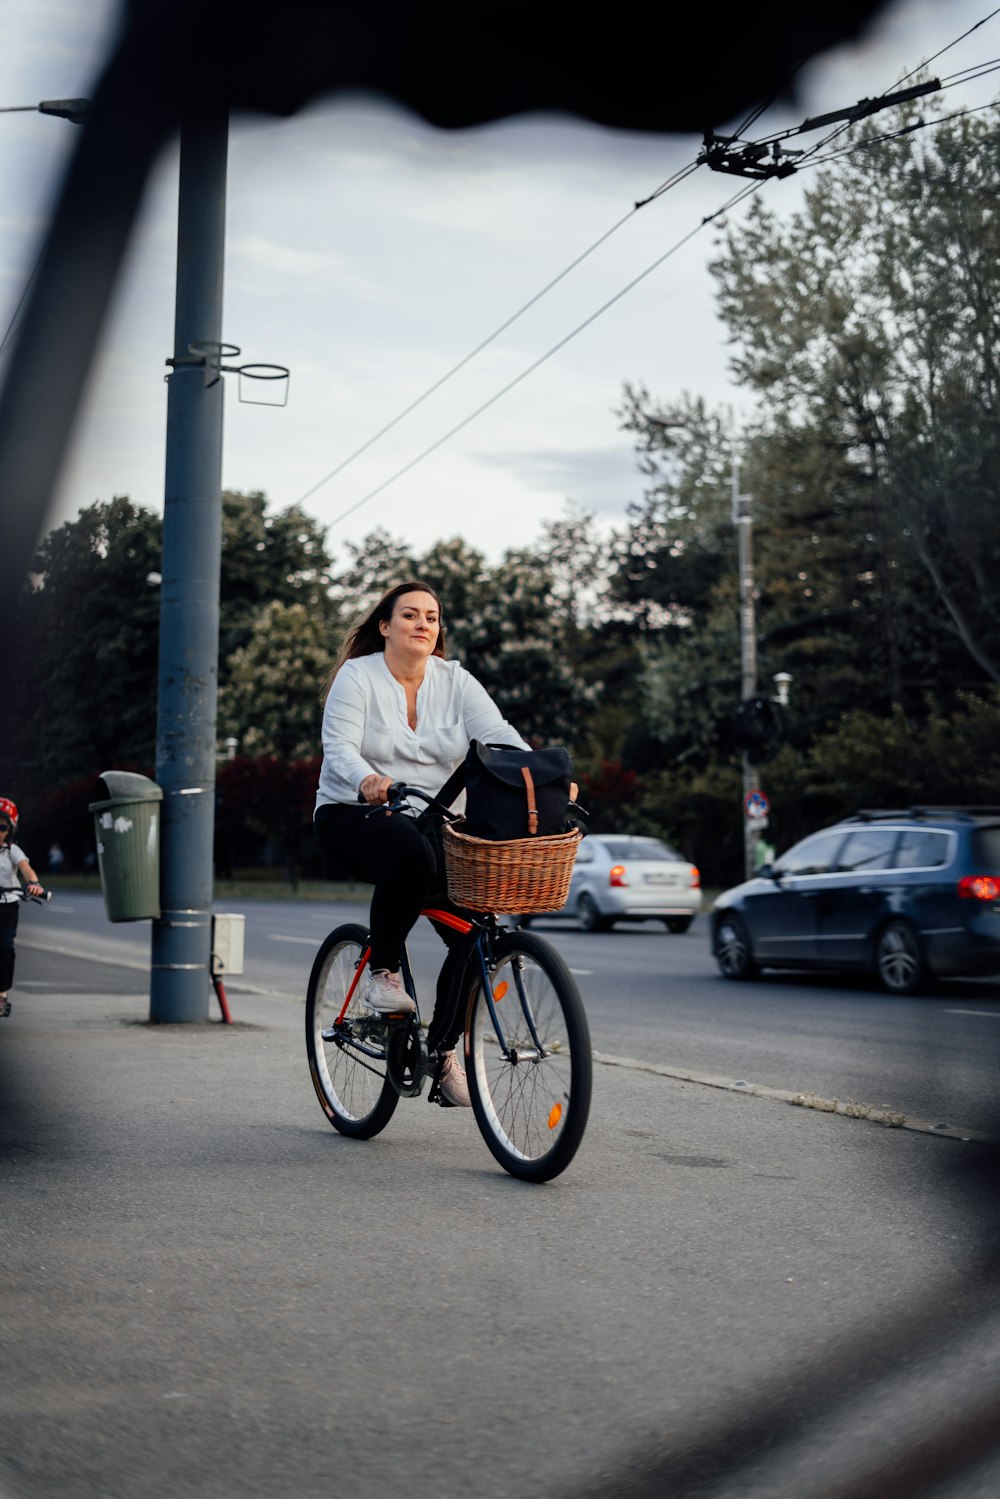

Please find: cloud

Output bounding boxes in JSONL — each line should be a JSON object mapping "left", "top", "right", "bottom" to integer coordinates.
{"left": 475, "top": 444, "right": 644, "bottom": 514}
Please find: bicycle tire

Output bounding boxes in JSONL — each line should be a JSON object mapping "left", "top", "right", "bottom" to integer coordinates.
{"left": 305, "top": 923, "right": 400, "bottom": 1139}
{"left": 465, "top": 929, "right": 592, "bottom": 1182}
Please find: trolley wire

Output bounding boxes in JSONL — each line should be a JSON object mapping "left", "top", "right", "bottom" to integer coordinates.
{"left": 306, "top": 10, "right": 1000, "bottom": 526}
{"left": 324, "top": 178, "right": 764, "bottom": 529}
{"left": 0, "top": 248, "right": 43, "bottom": 362}
{"left": 296, "top": 80, "right": 798, "bottom": 507}
{"left": 296, "top": 156, "right": 703, "bottom": 506}
{"left": 751, "top": 4, "right": 1000, "bottom": 168}
{"left": 803, "top": 97, "right": 1000, "bottom": 171}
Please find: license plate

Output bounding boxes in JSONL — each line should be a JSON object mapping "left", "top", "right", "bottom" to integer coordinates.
{"left": 644, "top": 873, "right": 677, "bottom": 886}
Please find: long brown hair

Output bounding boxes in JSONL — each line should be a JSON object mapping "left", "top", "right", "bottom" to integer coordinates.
{"left": 322, "top": 580, "right": 446, "bottom": 699}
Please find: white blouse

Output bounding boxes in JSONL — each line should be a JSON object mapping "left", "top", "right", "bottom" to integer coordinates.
{"left": 316, "top": 652, "right": 529, "bottom": 809}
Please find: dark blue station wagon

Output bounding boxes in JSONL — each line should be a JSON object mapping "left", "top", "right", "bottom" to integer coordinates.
{"left": 712, "top": 807, "right": 1000, "bottom": 993}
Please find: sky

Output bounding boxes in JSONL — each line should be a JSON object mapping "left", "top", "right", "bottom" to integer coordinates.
{"left": 2, "top": 1, "right": 998, "bottom": 569}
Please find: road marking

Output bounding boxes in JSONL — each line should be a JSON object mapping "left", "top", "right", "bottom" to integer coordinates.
{"left": 944, "top": 1009, "right": 1000, "bottom": 1019}
{"left": 569, "top": 968, "right": 592, "bottom": 976}
{"left": 17, "top": 936, "right": 295, "bottom": 1000}
{"left": 267, "top": 934, "right": 319, "bottom": 945}
{"left": 18, "top": 936, "right": 148, "bottom": 971}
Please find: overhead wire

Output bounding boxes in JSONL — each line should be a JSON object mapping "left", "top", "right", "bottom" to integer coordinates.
{"left": 324, "top": 177, "right": 764, "bottom": 529}
{"left": 0, "top": 248, "right": 43, "bottom": 362}
{"left": 801, "top": 98, "right": 1000, "bottom": 171}
{"left": 773, "top": 3, "right": 1000, "bottom": 168}
{"left": 296, "top": 79, "right": 797, "bottom": 509}
{"left": 296, "top": 155, "right": 703, "bottom": 505}
{"left": 311, "top": 9, "right": 1000, "bottom": 527}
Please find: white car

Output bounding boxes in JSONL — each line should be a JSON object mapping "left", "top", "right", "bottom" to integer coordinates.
{"left": 523, "top": 833, "right": 701, "bottom": 932}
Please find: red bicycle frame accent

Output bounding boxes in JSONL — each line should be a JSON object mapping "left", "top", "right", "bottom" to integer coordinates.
{"left": 337, "top": 943, "right": 372, "bottom": 1023}
{"left": 421, "top": 907, "right": 474, "bottom": 934}
{"left": 334, "top": 909, "right": 472, "bottom": 1023}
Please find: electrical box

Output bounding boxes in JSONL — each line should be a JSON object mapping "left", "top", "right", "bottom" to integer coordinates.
{"left": 211, "top": 913, "right": 245, "bottom": 976}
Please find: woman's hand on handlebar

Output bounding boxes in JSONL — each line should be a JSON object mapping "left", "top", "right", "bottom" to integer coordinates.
{"left": 358, "top": 774, "right": 394, "bottom": 806}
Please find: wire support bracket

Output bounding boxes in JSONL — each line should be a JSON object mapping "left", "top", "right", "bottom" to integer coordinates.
{"left": 165, "top": 341, "right": 290, "bottom": 405}
{"left": 698, "top": 76, "right": 941, "bottom": 180}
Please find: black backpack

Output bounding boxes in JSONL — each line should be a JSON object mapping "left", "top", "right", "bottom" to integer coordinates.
{"left": 439, "top": 740, "right": 584, "bottom": 841}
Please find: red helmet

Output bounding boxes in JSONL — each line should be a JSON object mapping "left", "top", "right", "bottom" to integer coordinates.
{"left": 0, "top": 797, "right": 18, "bottom": 831}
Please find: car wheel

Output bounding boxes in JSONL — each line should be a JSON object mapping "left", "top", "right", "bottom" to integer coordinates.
{"left": 714, "top": 914, "right": 757, "bottom": 980}
{"left": 664, "top": 916, "right": 693, "bottom": 934}
{"left": 875, "top": 919, "right": 927, "bottom": 995}
{"left": 577, "top": 892, "right": 609, "bottom": 933}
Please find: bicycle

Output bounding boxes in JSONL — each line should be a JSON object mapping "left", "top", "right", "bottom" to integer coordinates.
{"left": 305, "top": 784, "right": 592, "bottom": 1182}
{"left": 0, "top": 885, "right": 52, "bottom": 1017}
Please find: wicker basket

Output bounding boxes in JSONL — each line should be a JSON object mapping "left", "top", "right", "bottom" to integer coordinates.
{"left": 443, "top": 823, "right": 583, "bottom": 914}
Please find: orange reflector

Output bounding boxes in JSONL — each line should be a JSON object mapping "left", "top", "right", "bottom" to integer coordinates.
{"left": 547, "top": 1102, "right": 563, "bottom": 1130}
{"left": 493, "top": 981, "right": 508, "bottom": 1001}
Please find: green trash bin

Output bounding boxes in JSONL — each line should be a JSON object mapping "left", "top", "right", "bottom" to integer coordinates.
{"left": 89, "top": 771, "right": 163, "bottom": 921}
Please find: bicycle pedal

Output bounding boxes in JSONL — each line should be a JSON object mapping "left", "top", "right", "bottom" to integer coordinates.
{"left": 426, "top": 1062, "right": 456, "bottom": 1108}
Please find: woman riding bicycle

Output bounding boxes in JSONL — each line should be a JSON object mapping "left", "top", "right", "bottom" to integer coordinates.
{"left": 313, "top": 580, "right": 530, "bottom": 1107}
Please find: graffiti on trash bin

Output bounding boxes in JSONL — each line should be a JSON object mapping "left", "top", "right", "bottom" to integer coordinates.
{"left": 99, "top": 811, "right": 134, "bottom": 834}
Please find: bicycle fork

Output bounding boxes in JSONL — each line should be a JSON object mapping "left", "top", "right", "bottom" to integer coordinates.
{"left": 474, "top": 942, "right": 547, "bottom": 1064}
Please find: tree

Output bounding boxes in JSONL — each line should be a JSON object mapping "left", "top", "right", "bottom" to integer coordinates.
{"left": 7, "top": 491, "right": 339, "bottom": 822}
{"left": 329, "top": 527, "right": 418, "bottom": 628}
{"left": 220, "top": 490, "right": 337, "bottom": 673}
{"left": 9, "top": 496, "right": 162, "bottom": 795}
{"left": 218, "top": 600, "right": 332, "bottom": 762}
{"left": 711, "top": 104, "right": 1000, "bottom": 691}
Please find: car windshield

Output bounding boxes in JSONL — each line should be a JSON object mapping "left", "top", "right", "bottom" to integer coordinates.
{"left": 601, "top": 839, "right": 681, "bottom": 863}
{"left": 971, "top": 827, "right": 1000, "bottom": 868}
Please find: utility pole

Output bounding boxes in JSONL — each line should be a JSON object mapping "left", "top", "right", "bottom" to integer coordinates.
{"left": 150, "top": 113, "right": 228, "bottom": 1023}
{"left": 733, "top": 459, "right": 760, "bottom": 881}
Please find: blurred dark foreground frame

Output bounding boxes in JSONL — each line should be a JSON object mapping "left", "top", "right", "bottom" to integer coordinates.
{"left": 0, "top": 0, "right": 890, "bottom": 630}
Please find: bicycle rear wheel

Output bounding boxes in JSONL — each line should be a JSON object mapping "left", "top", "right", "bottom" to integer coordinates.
{"left": 306, "top": 923, "right": 399, "bottom": 1138}
{"left": 465, "top": 930, "right": 592, "bottom": 1182}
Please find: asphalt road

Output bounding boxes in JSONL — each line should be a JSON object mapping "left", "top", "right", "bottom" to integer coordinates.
{"left": 17, "top": 892, "right": 1000, "bottom": 1138}
{"left": 3, "top": 923, "right": 1000, "bottom": 1499}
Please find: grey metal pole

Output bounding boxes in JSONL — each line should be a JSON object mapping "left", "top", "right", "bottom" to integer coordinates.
{"left": 733, "top": 458, "right": 760, "bottom": 881}
{"left": 151, "top": 113, "right": 228, "bottom": 1023}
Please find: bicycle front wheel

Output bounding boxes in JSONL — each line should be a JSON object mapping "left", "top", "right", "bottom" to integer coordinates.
{"left": 306, "top": 923, "right": 399, "bottom": 1139}
{"left": 465, "top": 930, "right": 592, "bottom": 1182}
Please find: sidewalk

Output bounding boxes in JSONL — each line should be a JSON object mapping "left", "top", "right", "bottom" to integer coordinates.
{"left": 2, "top": 945, "right": 998, "bottom": 1499}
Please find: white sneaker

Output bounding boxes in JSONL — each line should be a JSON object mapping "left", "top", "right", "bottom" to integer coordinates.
{"left": 438, "top": 1050, "right": 471, "bottom": 1108}
{"left": 363, "top": 969, "right": 415, "bottom": 1015}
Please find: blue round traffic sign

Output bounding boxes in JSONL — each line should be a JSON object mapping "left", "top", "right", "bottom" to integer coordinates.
{"left": 744, "top": 790, "right": 770, "bottom": 820}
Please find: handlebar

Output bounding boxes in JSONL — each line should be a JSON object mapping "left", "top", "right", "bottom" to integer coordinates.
{"left": 0, "top": 886, "right": 51, "bottom": 903}
{"left": 358, "top": 783, "right": 463, "bottom": 823}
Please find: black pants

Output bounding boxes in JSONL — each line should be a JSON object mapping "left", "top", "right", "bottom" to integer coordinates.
{"left": 314, "top": 804, "right": 473, "bottom": 1050}
{"left": 0, "top": 902, "right": 19, "bottom": 992}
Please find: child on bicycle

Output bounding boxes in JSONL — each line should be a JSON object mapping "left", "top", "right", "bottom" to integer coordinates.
{"left": 314, "top": 581, "right": 530, "bottom": 1107}
{"left": 0, "top": 798, "right": 43, "bottom": 1017}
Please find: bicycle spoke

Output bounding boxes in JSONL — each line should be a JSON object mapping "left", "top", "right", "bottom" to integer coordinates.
{"left": 467, "top": 931, "right": 591, "bottom": 1182}
{"left": 306, "top": 924, "right": 399, "bottom": 1138}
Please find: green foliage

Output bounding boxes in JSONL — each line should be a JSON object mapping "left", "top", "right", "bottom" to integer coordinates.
{"left": 711, "top": 105, "right": 1000, "bottom": 690}
{"left": 8, "top": 496, "right": 162, "bottom": 791}
{"left": 218, "top": 601, "right": 333, "bottom": 761}
{"left": 220, "top": 490, "right": 336, "bottom": 673}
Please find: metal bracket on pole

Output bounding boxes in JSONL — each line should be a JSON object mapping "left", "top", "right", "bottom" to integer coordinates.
{"left": 165, "top": 341, "right": 290, "bottom": 403}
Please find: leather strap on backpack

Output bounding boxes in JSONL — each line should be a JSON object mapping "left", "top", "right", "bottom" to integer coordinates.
{"left": 520, "top": 767, "right": 538, "bottom": 835}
